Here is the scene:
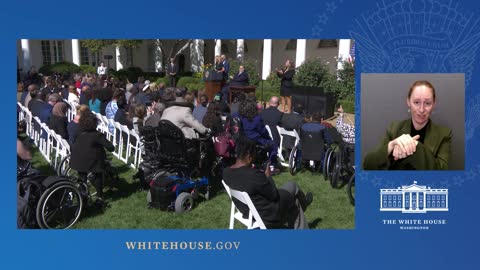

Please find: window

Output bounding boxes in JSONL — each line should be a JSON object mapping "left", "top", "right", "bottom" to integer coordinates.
{"left": 285, "top": 39, "right": 296, "bottom": 50}
{"left": 80, "top": 46, "right": 89, "bottom": 65}
{"left": 318, "top": 39, "right": 338, "bottom": 48}
{"left": 125, "top": 47, "right": 133, "bottom": 67}
{"left": 41, "top": 40, "right": 51, "bottom": 65}
{"left": 52, "top": 40, "right": 64, "bottom": 62}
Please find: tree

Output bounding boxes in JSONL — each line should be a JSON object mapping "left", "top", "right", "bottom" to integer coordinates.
{"left": 154, "top": 39, "right": 193, "bottom": 71}
{"left": 81, "top": 39, "right": 143, "bottom": 66}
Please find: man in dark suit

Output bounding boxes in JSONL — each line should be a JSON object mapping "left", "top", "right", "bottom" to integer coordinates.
{"left": 221, "top": 54, "right": 230, "bottom": 82}
{"left": 260, "top": 96, "right": 283, "bottom": 148}
{"left": 167, "top": 58, "right": 178, "bottom": 87}
{"left": 281, "top": 103, "right": 305, "bottom": 132}
{"left": 230, "top": 65, "right": 249, "bottom": 86}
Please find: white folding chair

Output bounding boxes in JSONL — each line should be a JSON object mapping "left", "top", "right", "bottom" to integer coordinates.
{"left": 101, "top": 115, "right": 113, "bottom": 140}
{"left": 222, "top": 180, "right": 267, "bottom": 230}
{"left": 276, "top": 126, "right": 300, "bottom": 167}
{"left": 112, "top": 121, "right": 123, "bottom": 159}
{"left": 118, "top": 124, "right": 131, "bottom": 163}
{"left": 128, "top": 129, "right": 142, "bottom": 169}
{"left": 25, "top": 109, "right": 33, "bottom": 137}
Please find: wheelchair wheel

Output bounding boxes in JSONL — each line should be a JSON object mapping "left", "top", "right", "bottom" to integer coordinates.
{"left": 347, "top": 174, "right": 355, "bottom": 206}
{"left": 325, "top": 148, "right": 336, "bottom": 182}
{"left": 330, "top": 151, "right": 342, "bottom": 189}
{"left": 323, "top": 148, "right": 332, "bottom": 180}
{"left": 288, "top": 145, "right": 299, "bottom": 175}
{"left": 174, "top": 192, "right": 194, "bottom": 213}
{"left": 57, "top": 154, "right": 80, "bottom": 180}
{"left": 36, "top": 181, "right": 83, "bottom": 229}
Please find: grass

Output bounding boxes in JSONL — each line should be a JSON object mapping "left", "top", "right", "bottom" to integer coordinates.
{"left": 29, "top": 146, "right": 354, "bottom": 229}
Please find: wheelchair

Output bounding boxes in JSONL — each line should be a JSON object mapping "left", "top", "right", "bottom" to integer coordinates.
{"left": 323, "top": 128, "right": 355, "bottom": 191}
{"left": 139, "top": 120, "right": 213, "bottom": 213}
{"left": 288, "top": 128, "right": 326, "bottom": 176}
{"left": 17, "top": 160, "right": 83, "bottom": 229}
{"left": 57, "top": 153, "right": 119, "bottom": 204}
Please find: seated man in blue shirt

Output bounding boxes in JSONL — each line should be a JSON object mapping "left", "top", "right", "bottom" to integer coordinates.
{"left": 299, "top": 112, "right": 332, "bottom": 163}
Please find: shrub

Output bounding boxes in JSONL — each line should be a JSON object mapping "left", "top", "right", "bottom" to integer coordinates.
{"left": 144, "top": 72, "right": 165, "bottom": 82}
{"left": 39, "top": 61, "right": 80, "bottom": 76}
{"left": 155, "top": 77, "right": 170, "bottom": 87}
{"left": 294, "top": 58, "right": 330, "bottom": 88}
{"left": 228, "top": 58, "right": 260, "bottom": 86}
{"left": 337, "top": 99, "right": 354, "bottom": 114}
{"left": 110, "top": 66, "right": 144, "bottom": 83}
{"left": 185, "top": 83, "right": 205, "bottom": 92}
{"left": 177, "top": 77, "right": 202, "bottom": 88}
{"left": 79, "top": 65, "right": 96, "bottom": 74}
{"left": 255, "top": 80, "right": 280, "bottom": 102}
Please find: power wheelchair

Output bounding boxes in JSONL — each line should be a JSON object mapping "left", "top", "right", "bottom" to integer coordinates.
{"left": 139, "top": 120, "right": 214, "bottom": 213}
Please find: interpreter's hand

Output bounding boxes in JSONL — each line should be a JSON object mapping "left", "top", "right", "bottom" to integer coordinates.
{"left": 388, "top": 134, "right": 420, "bottom": 160}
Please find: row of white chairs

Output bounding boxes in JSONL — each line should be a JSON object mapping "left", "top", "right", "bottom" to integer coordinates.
{"left": 18, "top": 101, "right": 143, "bottom": 172}
{"left": 18, "top": 102, "right": 71, "bottom": 172}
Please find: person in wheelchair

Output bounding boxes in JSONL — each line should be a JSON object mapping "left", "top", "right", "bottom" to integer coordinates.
{"left": 298, "top": 112, "right": 333, "bottom": 165}
{"left": 161, "top": 88, "right": 208, "bottom": 140}
{"left": 70, "top": 110, "right": 115, "bottom": 205}
{"left": 223, "top": 136, "right": 313, "bottom": 229}
{"left": 236, "top": 98, "right": 278, "bottom": 172}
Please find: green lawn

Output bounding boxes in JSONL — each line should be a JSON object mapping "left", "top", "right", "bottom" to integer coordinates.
{"left": 30, "top": 146, "right": 354, "bottom": 229}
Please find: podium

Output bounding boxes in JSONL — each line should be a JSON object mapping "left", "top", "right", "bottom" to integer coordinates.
{"left": 203, "top": 70, "right": 223, "bottom": 101}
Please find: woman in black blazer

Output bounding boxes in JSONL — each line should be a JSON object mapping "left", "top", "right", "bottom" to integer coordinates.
{"left": 276, "top": 59, "right": 295, "bottom": 113}
{"left": 49, "top": 102, "right": 69, "bottom": 140}
{"left": 70, "top": 111, "right": 114, "bottom": 202}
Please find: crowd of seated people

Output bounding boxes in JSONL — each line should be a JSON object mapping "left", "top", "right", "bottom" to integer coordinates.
{"left": 17, "top": 66, "right": 356, "bottom": 228}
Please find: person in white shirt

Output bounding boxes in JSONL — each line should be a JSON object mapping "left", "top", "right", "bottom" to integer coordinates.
{"left": 97, "top": 61, "right": 107, "bottom": 76}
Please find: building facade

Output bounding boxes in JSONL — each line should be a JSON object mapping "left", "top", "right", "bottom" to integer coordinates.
{"left": 18, "top": 39, "right": 353, "bottom": 79}
{"left": 380, "top": 181, "right": 448, "bottom": 213}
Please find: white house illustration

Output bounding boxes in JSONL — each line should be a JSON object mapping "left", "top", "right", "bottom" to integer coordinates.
{"left": 380, "top": 181, "right": 448, "bottom": 213}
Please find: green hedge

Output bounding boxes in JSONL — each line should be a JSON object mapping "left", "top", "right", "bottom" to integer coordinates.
{"left": 110, "top": 66, "right": 144, "bottom": 83}
{"left": 79, "top": 65, "right": 96, "bottom": 74}
{"left": 39, "top": 61, "right": 80, "bottom": 76}
{"left": 337, "top": 99, "right": 354, "bottom": 114}
{"left": 185, "top": 83, "right": 205, "bottom": 92}
{"left": 155, "top": 77, "right": 170, "bottom": 87}
{"left": 229, "top": 58, "right": 260, "bottom": 86}
{"left": 255, "top": 80, "right": 280, "bottom": 102}
{"left": 177, "top": 77, "right": 202, "bottom": 88}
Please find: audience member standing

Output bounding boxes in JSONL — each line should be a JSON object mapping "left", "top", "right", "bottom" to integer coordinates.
{"left": 167, "top": 58, "right": 178, "bottom": 87}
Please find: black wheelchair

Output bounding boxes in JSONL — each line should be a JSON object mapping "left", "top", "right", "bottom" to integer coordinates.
{"left": 323, "top": 128, "right": 355, "bottom": 197}
{"left": 57, "top": 153, "right": 119, "bottom": 204}
{"left": 288, "top": 128, "right": 326, "bottom": 175}
{"left": 17, "top": 160, "right": 83, "bottom": 229}
{"left": 139, "top": 120, "right": 214, "bottom": 213}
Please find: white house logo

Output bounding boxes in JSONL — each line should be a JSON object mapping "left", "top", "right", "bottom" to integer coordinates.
{"left": 380, "top": 181, "right": 448, "bottom": 213}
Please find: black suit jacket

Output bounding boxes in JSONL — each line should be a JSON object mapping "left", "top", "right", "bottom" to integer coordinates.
{"left": 70, "top": 130, "right": 114, "bottom": 173}
{"left": 167, "top": 63, "right": 178, "bottom": 76}
{"left": 230, "top": 72, "right": 249, "bottom": 86}
{"left": 281, "top": 113, "right": 304, "bottom": 132}
{"left": 260, "top": 106, "right": 283, "bottom": 146}
{"left": 223, "top": 166, "right": 281, "bottom": 225}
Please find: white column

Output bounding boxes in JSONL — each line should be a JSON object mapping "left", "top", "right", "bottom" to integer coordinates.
{"left": 214, "top": 39, "right": 222, "bottom": 58}
{"left": 236, "top": 39, "right": 244, "bottom": 61}
{"left": 337, "top": 39, "right": 352, "bottom": 70}
{"left": 71, "top": 39, "right": 81, "bottom": 66}
{"left": 262, "top": 39, "right": 272, "bottom": 80}
{"left": 190, "top": 39, "right": 204, "bottom": 72}
{"left": 154, "top": 40, "right": 163, "bottom": 72}
{"left": 409, "top": 193, "right": 412, "bottom": 210}
{"left": 115, "top": 46, "right": 123, "bottom": 71}
{"left": 295, "top": 39, "right": 307, "bottom": 68}
{"left": 402, "top": 191, "right": 405, "bottom": 210}
{"left": 21, "top": 39, "right": 31, "bottom": 72}
{"left": 416, "top": 192, "right": 419, "bottom": 210}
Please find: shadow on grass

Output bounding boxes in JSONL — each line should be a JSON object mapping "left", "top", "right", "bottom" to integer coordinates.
{"left": 308, "top": 218, "right": 322, "bottom": 229}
